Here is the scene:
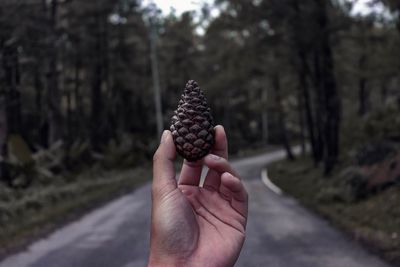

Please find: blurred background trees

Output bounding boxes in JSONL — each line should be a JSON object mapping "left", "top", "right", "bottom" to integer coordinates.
{"left": 0, "top": 0, "right": 399, "bottom": 187}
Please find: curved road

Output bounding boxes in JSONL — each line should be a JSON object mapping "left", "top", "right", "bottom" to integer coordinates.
{"left": 0, "top": 149, "right": 392, "bottom": 267}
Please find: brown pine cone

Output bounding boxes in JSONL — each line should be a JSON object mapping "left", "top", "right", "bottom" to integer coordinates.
{"left": 170, "top": 80, "right": 215, "bottom": 161}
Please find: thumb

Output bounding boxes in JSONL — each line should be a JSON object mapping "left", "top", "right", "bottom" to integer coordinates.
{"left": 152, "top": 130, "right": 177, "bottom": 199}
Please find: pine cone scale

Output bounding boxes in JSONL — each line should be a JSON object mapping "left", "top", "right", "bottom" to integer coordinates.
{"left": 170, "top": 80, "right": 215, "bottom": 161}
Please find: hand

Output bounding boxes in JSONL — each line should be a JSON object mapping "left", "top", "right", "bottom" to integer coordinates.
{"left": 149, "top": 126, "right": 248, "bottom": 267}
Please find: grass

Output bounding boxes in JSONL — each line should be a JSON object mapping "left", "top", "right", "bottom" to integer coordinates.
{"left": 267, "top": 157, "right": 400, "bottom": 266}
{"left": 0, "top": 166, "right": 151, "bottom": 259}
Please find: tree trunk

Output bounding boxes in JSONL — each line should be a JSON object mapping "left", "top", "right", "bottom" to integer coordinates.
{"left": 0, "top": 95, "right": 8, "bottom": 181}
{"left": 0, "top": 41, "right": 21, "bottom": 182}
{"left": 291, "top": 0, "right": 318, "bottom": 163}
{"left": 101, "top": 13, "right": 114, "bottom": 142}
{"left": 3, "top": 44, "right": 22, "bottom": 135}
{"left": 34, "top": 64, "right": 43, "bottom": 119}
{"left": 261, "top": 88, "right": 269, "bottom": 144}
{"left": 312, "top": 49, "right": 325, "bottom": 165}
{"left": 150, "top": 18, "right": 164, "bottom": 139}
{"left": 380, "top": 79, "right": 388, "bottom": 104}
{"left": 73, "top": 44, "right": 83, "bottom": 139}
{"left": 296, "top": 84, "right": 306, "bottom": 156}
{"left": 271, "top": 73, "right": 295, "bottom": 161}
{"left": 66, "top": 88, "right": 72, "bottom": 147}
{"left": 90, "top": 13, "right": 104, "bottom": 152}
{"left": 397, "top": 9, "right": 400, "bottom": 36}
{"left": 90, "top": 56, "right": 103, "bottom": 151}
{"left": 315, "top": 0, "right": 341, "bottom": 175}
{"left": 46, "top": 0, "right": 63, "bottom": 145}
{"left": 358, "top": 53, "right": 368, "bottom": 116}
{"left": 33, "top": 61, "right": 48, "bottom": 147}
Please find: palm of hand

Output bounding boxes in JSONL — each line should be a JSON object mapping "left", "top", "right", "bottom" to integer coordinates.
{"left": 159, "top": 183, "right": 246, "bottom": 267}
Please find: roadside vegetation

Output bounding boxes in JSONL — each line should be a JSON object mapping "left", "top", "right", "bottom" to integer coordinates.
{"left": 0, "top": 165, "right": 150, "bottom": 259}
{"left": 268, "top": 101, "right": 400, "bottom": 265}
{"left": 268, "top": 156, "right": 400, "bottom": 265}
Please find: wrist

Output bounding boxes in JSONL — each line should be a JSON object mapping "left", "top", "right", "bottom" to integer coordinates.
{"left": 148, "top": 253, "right": 188, "bottom": 267}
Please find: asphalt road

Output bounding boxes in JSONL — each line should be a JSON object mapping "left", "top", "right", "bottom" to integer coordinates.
{"left": 0, "top": 149, "right": 392, "bottom": 267}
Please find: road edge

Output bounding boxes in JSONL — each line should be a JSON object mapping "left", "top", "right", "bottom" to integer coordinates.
{"left": 261, "top": 168, "right": 283, "bottom": 195}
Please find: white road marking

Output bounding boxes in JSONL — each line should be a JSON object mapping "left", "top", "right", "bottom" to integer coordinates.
{"left": 261, "top": 168, "right": 283, "bottom": 195}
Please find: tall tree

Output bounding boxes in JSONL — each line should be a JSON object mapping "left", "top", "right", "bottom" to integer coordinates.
{"left": 314, "top": 0, "right": 341, "bottom": 174}
{"left": 377, "top": 0, "right": 400, "bottom": 32}
{"left": 2, "top": 42, "right": 22, "bottom": 135}
{"left": 271, "top": 72, "right": 295, "bottom": 160}
{"left": 0, "top": 95, "right": 7, "bottom": 179}
{"left": 354, "top": 17, "right": 374, "bottom": 116}
{"left": 45, "top": 0, "right": 63, "bottom": 145}
{"left": 289, "top": 0, "right": 320, "bottom": 164}
{"left": 90, "top": 7, "right": 106, "bottom": 151}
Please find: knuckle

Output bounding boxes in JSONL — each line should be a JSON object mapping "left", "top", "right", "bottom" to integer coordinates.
{"left": 152, "top": 180, "right": 177, "bottom": 199}
{"left": 151, "top": 181, "right": 162, "bottom": 198}
{"left": 216, "top": 157, "right": 230, "bottom": 170}
{"left": 152, "top": 150, "right": 162, "bottom": 163}
{"left": 243, "top": 187, "right": 249, "bottom": 201}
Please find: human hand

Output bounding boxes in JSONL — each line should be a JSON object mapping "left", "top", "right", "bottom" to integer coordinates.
{"left": 149, "top": 125, "right": 248, "bottom": 267}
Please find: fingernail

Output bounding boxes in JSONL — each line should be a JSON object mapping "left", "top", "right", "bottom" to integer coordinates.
{"left": 209, "top": 154, "right": 221, "bottom": 161}
{"left": 215, "top": 125, "right": 224, "bottom": 131}
{"left": 160, "top": 130, "right": 169, "bottom": 143}
{"left": 224, "top": 172, "right": 234, "bottom": 179}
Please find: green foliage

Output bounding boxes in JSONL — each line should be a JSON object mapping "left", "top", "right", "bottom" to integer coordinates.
{"left": 100, "top": 133, "right": 148, "bottom": 168}
{"left": 7, "top": 135, "right": 33, "bottom": 165}
{"left": 355, "top": 141, "right": 397, "bottom": 165}
{"left": 268, "top": 158, "right": 400, "bottom": 265}
{"left": 0, "top": 167, "right": 150, "bottom": 258}
{"left": 364, "top": 102, "right": 400, "bottom": 141}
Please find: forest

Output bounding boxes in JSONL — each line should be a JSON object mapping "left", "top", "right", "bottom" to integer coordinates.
{"left": 0, "top": 0, "right": 399, "bottom": 183}
{"left": 0, "top": 0, "right": 399, "bottom": 263}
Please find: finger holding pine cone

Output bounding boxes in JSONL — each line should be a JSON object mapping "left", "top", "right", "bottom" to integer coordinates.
{"left": 170, "top": 80, "right": 215, "bottom": 161}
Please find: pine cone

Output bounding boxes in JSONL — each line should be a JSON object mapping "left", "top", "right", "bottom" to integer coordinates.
{"left": 170, "top": 80, "right": 215, "bottom": 161}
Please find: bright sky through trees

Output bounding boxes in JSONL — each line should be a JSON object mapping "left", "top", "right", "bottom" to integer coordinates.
{"left": 142, "top": 0, "right": 211, "bottom": 15}
{"left": 351, "top": 0, "right": 388, "bottom": 15}
{"left": 144, "top": 0, "right": 378, "bottom": 16}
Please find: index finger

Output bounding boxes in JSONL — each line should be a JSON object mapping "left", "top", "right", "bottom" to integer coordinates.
{"left": 178, "top": 159, "right": 203, "bottom": 186}
{"left": 152, "top": 131, "right": 177, "bottom": 199}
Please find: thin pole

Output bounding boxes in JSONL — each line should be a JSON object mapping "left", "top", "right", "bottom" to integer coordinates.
{"left": 150, "top": 19, "right": 163, "bottom": 138}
